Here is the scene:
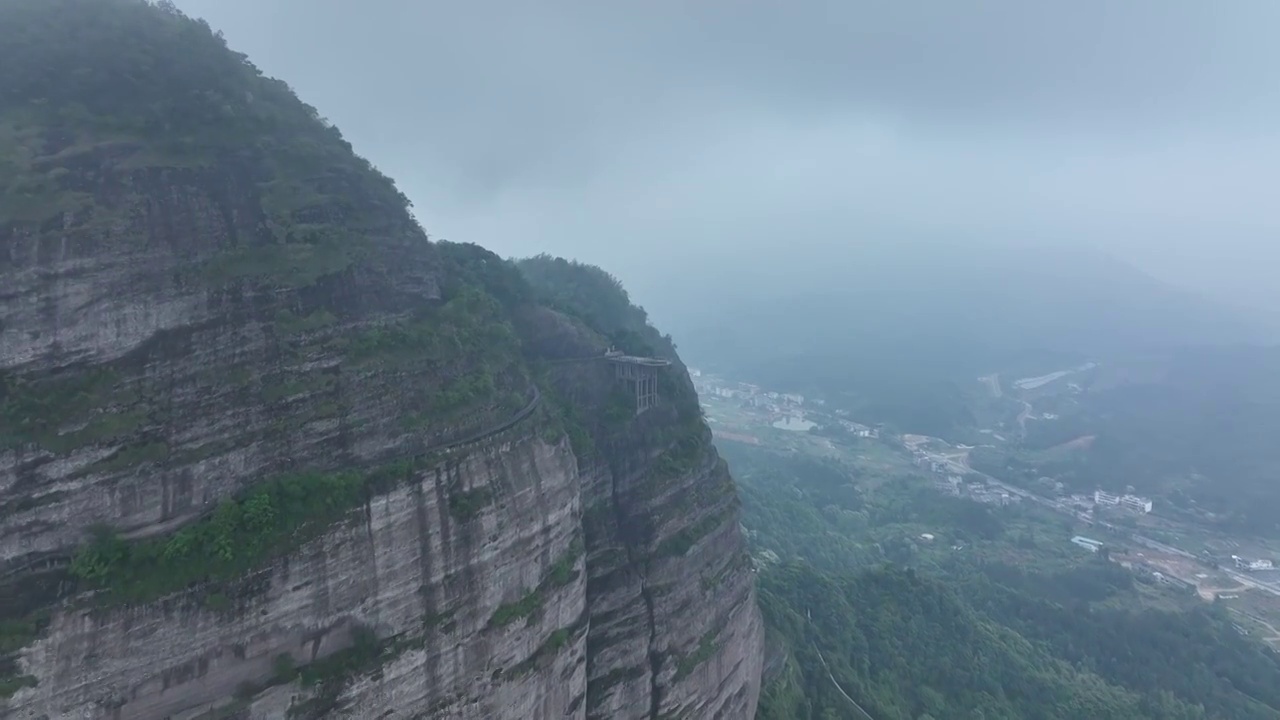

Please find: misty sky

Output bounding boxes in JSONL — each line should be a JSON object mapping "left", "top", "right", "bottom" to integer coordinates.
{"left": 174, "top": 0, "right": 1280, "bottom": 317}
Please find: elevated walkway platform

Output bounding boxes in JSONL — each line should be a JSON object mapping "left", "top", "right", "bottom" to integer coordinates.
{"left": 604, "top": 348, "right": 671, "bottom": 413}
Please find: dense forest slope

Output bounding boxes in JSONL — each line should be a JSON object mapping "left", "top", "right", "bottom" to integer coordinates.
{"left": 979, "top": 347, "right": 1280, "bottom": 536}
{"left": 0, "top": 1, "right": 761, "bottom": 717}
{"left": 724, "top": 443, "right": 1280, "bottom": 720}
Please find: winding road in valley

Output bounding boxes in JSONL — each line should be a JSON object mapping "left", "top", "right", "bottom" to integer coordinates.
{"left": 1016, "top": 399, "right": 1033, "bottom": 435}
{"left": 919, "top": 438, "right": 1280, "bottom": 599}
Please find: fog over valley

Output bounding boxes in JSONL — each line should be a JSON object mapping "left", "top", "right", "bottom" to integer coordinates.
{"left": 175, "top": 0, "right": 1280, "bottom": 325}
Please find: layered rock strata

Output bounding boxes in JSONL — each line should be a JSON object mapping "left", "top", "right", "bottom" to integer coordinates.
{"left": 0, "top": 1, "right": 763, "bottom": 717}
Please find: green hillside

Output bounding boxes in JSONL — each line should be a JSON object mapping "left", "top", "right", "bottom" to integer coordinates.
{"left": 727, "top": 443, "right": 1280, "bottom": 720}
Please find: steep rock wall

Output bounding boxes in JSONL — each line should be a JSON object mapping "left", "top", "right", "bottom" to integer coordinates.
{"left": 528, "top": 306, "right": 764, "bottom": 720}
{"left": 0, "top": 154, "right": 486, "bottom": 569}
{"left": 14, "top": 421, "right": 586, "bottom": 719}
{"left": 0, "top": 2, "right": 763, "bottom": 717}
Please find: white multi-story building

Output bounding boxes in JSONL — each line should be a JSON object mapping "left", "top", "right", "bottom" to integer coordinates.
{"left": 1233, "top": 556, "right": 1275, "bottom": 571}
{"left": 1119, "top": 495, "right": 1153, "bottom": 514}
{"left": 1094, "top": 490, "right": 1152, "bottom": 514}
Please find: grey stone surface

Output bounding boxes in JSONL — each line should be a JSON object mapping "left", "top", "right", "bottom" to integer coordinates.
{"left": 10, "top": 426, "right": 586, "bottom": 719}
{"left": 1, "top": 131, "right": 761, "bottom": 720}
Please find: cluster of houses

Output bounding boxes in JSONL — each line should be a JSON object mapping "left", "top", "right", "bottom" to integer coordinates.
{"left": 835, "top": 418, "right": 879, "bottom": 439}
{"left": 913, "top": 456, "right": 951, "bottom": 474}
{"left": 691, "top": 371, "right": 810, "bottom": 413}
{"left": 1058, "top": 489, "right": 1155, "bottom": 516}
{"left": 1093, "top": 490, "right": 1154, "bottom": 514}
{"left": 690, "top": 371, "right": 887, "bottom": 440}
{"left": 934, "top": 474, "right": 1020, "bottom": 507}
{"left": 1232, "top": 555, "right": 1275, "bottom": 572}
{"left": 1073, "top": 538, "right": 1198, "bottom": 596}
{"left": 898, "top": 440, "right": 1021, "bottom": 508}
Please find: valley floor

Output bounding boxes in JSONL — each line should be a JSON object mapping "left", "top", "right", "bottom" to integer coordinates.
{"left": 694, "top": 370, "right": 1280, "bottom": 653}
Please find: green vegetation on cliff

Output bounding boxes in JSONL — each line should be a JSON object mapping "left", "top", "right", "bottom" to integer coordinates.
{"left": 488, "top": 537, "right": 584, "bottom": 628}
{"left": 437, "top": 241, "right": 534, "bottom": 311}
{"left": 71, "top": 470, "right": 364, "bottom": 603}
{"left": 517, "top": 255, "right": 704, "bottom": 426}
{"left": 518, "top": 255, "right": 659, "bottom": 353}
{"left": 70, "top": 428, "right": 534, "bottom": 604}
{"left": 1, "top": 0, "right": 532, "bottom": 477}
{"left": 1, "top": 0, "right": 411, "bottom": 239}
{"left": 348, "top": 283, "right": 528, "bottom": 422}
{"left": 0, "top": 369, "right": 140, "bottom": 454}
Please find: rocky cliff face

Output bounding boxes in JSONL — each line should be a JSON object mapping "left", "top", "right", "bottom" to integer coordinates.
{"left": 0, "top": 1, "right": 762, "bottom": 718}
